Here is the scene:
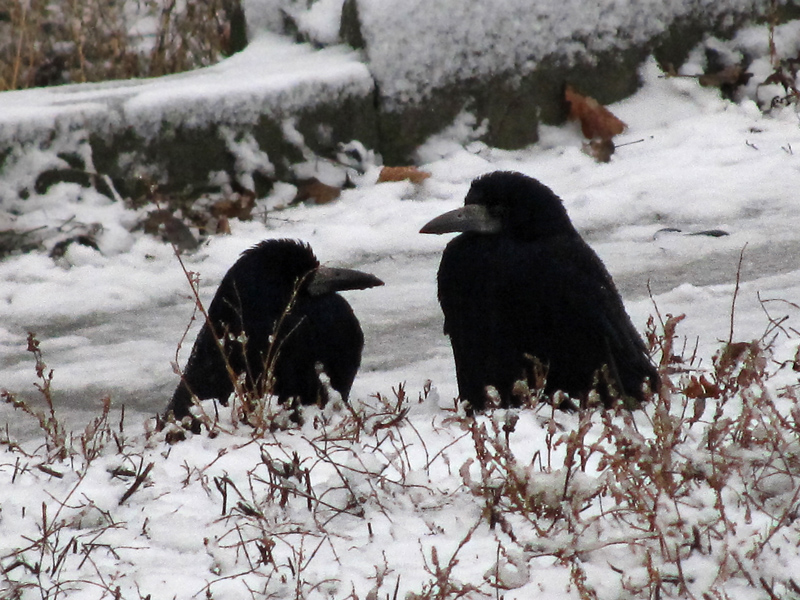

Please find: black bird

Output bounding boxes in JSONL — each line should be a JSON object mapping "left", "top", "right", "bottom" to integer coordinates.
{"left": 420, "top": 171, "right": 659, "bottom": 411}
{"left": 167, "top": 239, "right": 383, "bottom": 420}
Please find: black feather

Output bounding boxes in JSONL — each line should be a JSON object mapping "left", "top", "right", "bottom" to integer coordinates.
{"left": 422, "top": 171, "right": 660, "bottom": 411}
{"left": 167, "top": 239, "right": 382, "bottom": 419}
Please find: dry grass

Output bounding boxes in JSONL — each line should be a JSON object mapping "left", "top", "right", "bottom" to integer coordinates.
{"left": 0, "top": 0, "right": 241, "bottom": 91}
{"left": 2, "top": 272, "right": 800, "bottom": 598}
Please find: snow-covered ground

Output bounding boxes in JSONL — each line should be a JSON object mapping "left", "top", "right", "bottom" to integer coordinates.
{"left": 2, "top": 20, "right": 800, "bottom": 600}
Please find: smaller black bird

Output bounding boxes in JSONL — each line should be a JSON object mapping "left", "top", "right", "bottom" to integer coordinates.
{"left": 421, "top": 171, "right": 660, "bottom": 411}
{"left": 167, "top": 239, "right": 383, "bottom": 420}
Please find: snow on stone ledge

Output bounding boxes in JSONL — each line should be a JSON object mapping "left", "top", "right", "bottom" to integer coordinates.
{"left": 355, "top": 0, "right": 769, "bottom": 107}
{"left": 0, "top": 34, "right": 374, "bottom": 144}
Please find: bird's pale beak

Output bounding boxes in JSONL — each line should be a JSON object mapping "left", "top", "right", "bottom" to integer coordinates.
{"left": 307, "top": 266, "right": 384, "bottom": 296}
{"left": 420, "top": 204, "right": 502, "bottom": 235}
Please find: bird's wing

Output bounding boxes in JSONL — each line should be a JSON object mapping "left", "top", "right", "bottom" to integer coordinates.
{"left": 270, "top": 295, "right": 364, "bottom": 404}
{"left": 527, "top": 235, "right": 657, "bottom": 401}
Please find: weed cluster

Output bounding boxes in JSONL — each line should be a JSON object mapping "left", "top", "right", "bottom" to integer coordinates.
{"left": 455, "top": 296, "right": 800, "bottom": 599}
{"left": 1, "top": 334, "right": 143, "bottom": 599}
{"left": 0, "top": 0, "right": 244, "bottom": 91}
{"left": 2, "top": 290, "right": 799, "bottom": 598}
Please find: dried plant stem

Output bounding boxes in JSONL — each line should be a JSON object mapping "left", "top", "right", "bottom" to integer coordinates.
{"left": 728, "top": 244, "right": 748, "bottom": 345}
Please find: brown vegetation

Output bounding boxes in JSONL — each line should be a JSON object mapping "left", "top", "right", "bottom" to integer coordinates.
{"left": 0, "top": 0, "right": 243, "bottom": 91}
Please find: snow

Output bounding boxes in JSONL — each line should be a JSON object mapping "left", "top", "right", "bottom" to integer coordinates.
{"left": 356, "top": 0, "right": 769, "bottom": 107}
{"left": 1, "top": 17, "right": 800, "bottom": 600}
{"left": 295, "top": 0, "right": 347, "bottom": 45}
{"left": 0, "top": 34, "right": 372, "bottom": 147}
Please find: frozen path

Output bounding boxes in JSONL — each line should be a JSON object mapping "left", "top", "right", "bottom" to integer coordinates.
{"left": 2, "top": 57, "right": 800, "bottom": 440}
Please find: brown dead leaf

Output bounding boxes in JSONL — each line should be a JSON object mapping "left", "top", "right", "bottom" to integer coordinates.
{"left": 216, "top": 216, "right": 232, "bottom": 235}
{"left": 662, "top": 63, "right": 752, "bottom": 100}
{"left": 683, "top": 374, "right": 721, "bottom": 400}
{"left": 689, "top": 396, "right": 707, "bottom": 425}
{"left": 565, "top": 85, "right": 627, "bottom": 141}
{"left": 698, "top": 64, "right": 752, "bottom": 90}
{"left": 715, "top": 341, "right": 756, "bottom": 371}
{"left": 210, "top": 189, "right": 256, "bottom": 221}
{"left": 581, "top": 138, "right": 616, "bottom": 163}
{"left": 764, "top": 68, "right": 796, "bottom": 92}
{"left": 378, "top": 166, "right": 432, "bottom": 185}
{"left": 658, "top": 313, "right": 687, "bottom": 370}
{"left": 140, "top": 210, "right": 199, "bottom": 251}
{"left": 291, "top": 178, "right": 342, "bottom": 205}
{"left": 663, "top": 313, "right": 686, "bottom": 341}
{"left": 141, "top": 209, "right": 173, "bottom": 236}
{"left": 660, "top": 62, "right": 678, "bottom": 77}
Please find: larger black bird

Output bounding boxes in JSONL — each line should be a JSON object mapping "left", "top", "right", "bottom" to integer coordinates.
{"left": 167, "top": 239, "right": 383, "bottom": 419}
{"left": 420, "top": 171, "right": 659, "bottom": 411}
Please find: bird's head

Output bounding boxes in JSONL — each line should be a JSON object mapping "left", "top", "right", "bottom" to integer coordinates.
{"left": 420, "top": 171, "right": 576, "bottom": 240}
{"left": 238, "top": 239, "right": 384, "bottom": 297}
